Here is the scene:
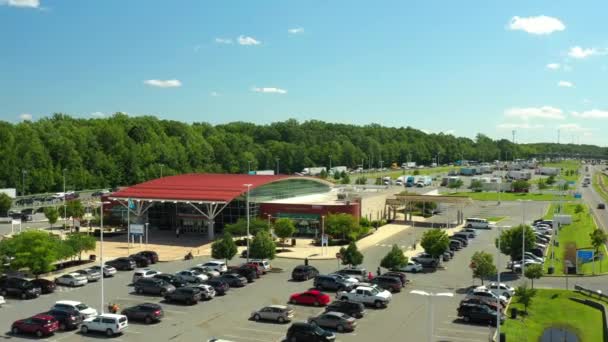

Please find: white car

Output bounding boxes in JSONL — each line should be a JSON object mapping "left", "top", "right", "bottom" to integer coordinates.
{"left": 91, "top": 265, "right": 117, "bottom": 277}
{"left": 132, "top": 268, "right": 161, "bottom": 283}
{"left": 329, "top": 273, "right": 359, "bottom": 286}
{"left": 201, "top": 260, "right": 228, "bottom": 273}
{"left": 52, "top": 300, "right": 98, "bottom": 319}
{"left": 524, "top": 252, "right": 545, "bottom": 263}
{"left": 466, "top": 290, "right": 508, "bottom": 306}
{"left": 476, "top": 283, "right": 516, "bottom": 298}
{"left": 397, "top": 261, "right": 424, "bottom": 273}
{"left": 175, "top": 270, "right": 208, "bottom": 283}
{"left": 55, "top": 273, "right": 88, "bottom": 287}
{"left": 80, "top": 314, "right": 128, "bottom": 337}
{"left": 249, "top": 259, "right": 271, "bottom": 273}
{"left": 0, "top": 295, "right": 5, "bottom": 306}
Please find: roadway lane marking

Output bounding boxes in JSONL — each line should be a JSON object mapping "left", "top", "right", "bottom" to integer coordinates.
{"left": 436, "top": 327, "right": 492, "bottom": 336}
{"left": 235, "top": 327, "right": 284, "bottom": 335}
{"left": 223, "top": 334, "right": 275, "bottom": 342}
{"left": 434, "top": 335, "right": 486, "bottom": 342}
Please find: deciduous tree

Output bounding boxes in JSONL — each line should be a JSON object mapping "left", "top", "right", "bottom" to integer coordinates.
{"left": 380, "top": 244, "right": 408, "bottom": 270}
{"left": 339, "top": 242, "right": 363, "bottom": 266}
{"left": 496, "top": 225, "right": 536, "bottom": 261}
{"left": 0, "top": 193, "right": 11, "bottom": 217}
{"left": 524, "top": 263, "right": 543, "bottom": 288}
{"left": 65, "top": 233, "right": 96, "bottom": 261}
{"left": 44, "top": 207, "right": 59, "bottom": 229}
{"left": 470, "top": 251, "right": 497, "bottom": 285}
{"left": 249, "top": 231, "right": 276, "bottom": 260}
{"left": 211, "top": 233, "right": 238, "bottom": 265}
{"left": 420, "top": 228, "right": 450, "bottom": 260}
{"left": 273, "top": 218, "right": 296, "bottom": 246}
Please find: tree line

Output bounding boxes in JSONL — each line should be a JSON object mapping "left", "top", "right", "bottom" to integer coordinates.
{"left": 1, "top": 113, "right": 606, "bottom": 194}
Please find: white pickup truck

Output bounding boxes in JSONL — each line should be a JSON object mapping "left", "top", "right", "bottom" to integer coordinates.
{"left": 337, "top": 286, "right": 392, "bottom": 308}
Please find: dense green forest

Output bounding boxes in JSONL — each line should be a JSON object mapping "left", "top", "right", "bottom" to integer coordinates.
{"left": 0, "top": 113, "right": 606, "bottom": 194}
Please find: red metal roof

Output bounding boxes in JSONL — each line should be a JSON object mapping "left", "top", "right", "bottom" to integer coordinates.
{"left": 111, "top": 173, "right": 293, "bottom": 202}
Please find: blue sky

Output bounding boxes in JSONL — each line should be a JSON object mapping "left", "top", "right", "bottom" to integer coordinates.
{"left": 1, "top": 0, "right": 608, "bottom": 145}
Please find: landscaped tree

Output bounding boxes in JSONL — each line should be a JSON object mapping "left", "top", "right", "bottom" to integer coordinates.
{"left": 211, "top": 233, "right": 238, "bottom": 265}
{"left": 590, "top": 228, "right": 608, "bottom": 272}
{"left": 515, "top": 283, "right": 537, "bottom": 314}
{"left": 447, "top": 179, "right": 463, "bottom": 189}
{"left": 537, "top": 179, "right": 548, "bottom": 190}
{"left": 224, "top": 218, "right": 269, "bottom": 237}
{"left": 249, "top": 231, "right": 277, "bottom": 260}
{"left": 380, "top": 244, "right": 408, "bottom": 270}
{"left": 65, "top": 199, "right": 85, "bottom": 231}
{"left": 65, "top": 233, "right": 96, "bottom": 261}
{"left": 470, "top": 180, "right": 483, "bottom": 192}
{"left": 333, "top": 170, "right": 341, "bottom": 180}
{"left": 340, "top": 173, "right": 351, "bottom": 184}
{"left": 319, "top": 169, "right": 328, "bottom": 179}
{"left": 325, "top": 213, "right": 361, "bottom": 241}
{"left": 339, "top": 241, "right": 363, "bottom": 266}
{"left": 355, "top": 176, "right": 367, "bottom": 185}
{"left": 44, "top": 207, "right": 59, "bottom": 229}
{"left": 0, "top": 193, "right": 11, "bottom": 217}
{"left": 420, "top": 228, "right": 450, "bottom": 261}
{"left": 574, "top": 204, "right": 584, "bottom": 214}
{"left": 273, "top": 218, "right": 296, "bottom": 247}
{"left": 512, "top": 180, "right": 530, "bottom": 192}
{"left": 546, "top": 175, "right": 556, "bottom": 185}
{"left": 496, "top": 225, "right": 536, "bottom": 260}
{"left": 524, "top": 263, "right": 543, "bottom": 288}
{"left": 470, "top": 251, "right": 497, "bottom": 285}
{"left": 0, "top": 230, "right": 61, "bottom": 277}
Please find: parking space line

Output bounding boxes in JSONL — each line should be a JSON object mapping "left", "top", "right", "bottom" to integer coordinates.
{"left": 163, "top": 309, "right": 187, "bottom": 314}
{"left": 235, "top": 327, "right": 284, "bottom": 335}
{"left": 437, "top": 327, "right": 491, "bottom": 336}
{"left": 434, "top": 335, "right": 486, "bottom": 342}
{"left": 223, "top": 334, "right": 275, "bottom": 342}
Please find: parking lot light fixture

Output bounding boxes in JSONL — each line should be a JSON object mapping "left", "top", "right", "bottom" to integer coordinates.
{"left": 244, "top": 184, "right": 252, "bottom": 262}
{"left": 100, "top": 201, "right": 111, "bottom": 314}
{"left": 410, "top": 290, "right": 453, "bottom": 342}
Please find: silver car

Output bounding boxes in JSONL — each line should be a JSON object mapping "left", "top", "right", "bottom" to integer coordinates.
{"left": 308, "top": 311, "right": 357, "bottom": 332}
{"left": 76, "top": 268, "right": 102, "bottom": 282}
{"left": 90, "top": 265, "right": 117, "bottom": 277}
{"left": 250, "top": 305, "right": 294, "bottom": 323}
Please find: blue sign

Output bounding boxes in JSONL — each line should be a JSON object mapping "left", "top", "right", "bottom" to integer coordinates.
{"left": 128, "top": 199, "right": 136, "bottom": 209}
{"left": 577, "top": 250, "right": 594, "bottom": 263}
{"left": 574, "top": 193, "right": 582, "bottom": 199}
{"left": 568, "top": 181, "right": 576, "bottom": 185}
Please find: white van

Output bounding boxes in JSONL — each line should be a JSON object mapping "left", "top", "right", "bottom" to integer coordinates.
{"left": 249, "top": 259, "right": 271, "bottom": 274}
{"left": 465, "top": 218, "right": 490, "bottom": 229}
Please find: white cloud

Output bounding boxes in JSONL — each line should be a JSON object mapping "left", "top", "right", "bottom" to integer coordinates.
{"left": 444, "top": 129, "right": 455, "bottom": 135}
{"left": 19, "top": 113, "right": 32, "bottom": 121}
{"left": 214, "top": 38, "right": 232, "bottom": 45}
{"left": 90, "top": 112, "right": 106, "bottom": 118}
{"left": 238, "top": 35, "right": 261, "bottom": 46}
{"left": 568, "top": 46, "right": 600, "bottom": 59}
{"left": 288, "top": 27, "right": 304, "bottom": 34}
{"left": 251, "top": 87, "right": 287, "bottom": 94}
{"left": 558, "top": 123, "right": 593, "bottom": 132}
{"left": 497, "top": 123, "right": 544, "bottom": 129}
{"left": 508, "top": 15, "right": 565, "bottom": 35}
{"left": 210, "top": 91, "right": 220, "bottom": 97}
{"left": 582, "top": 98, "right": 592, "bottom": 105}
{"left": 143, "top": 79, "right": 182, "bottom": 88}
{"left": 504, "top": 106, "right": 565, "bottom": 120}
{"left": 0, "top": 0, "right": 40, "bottom": 8}
{"left": 546, "top": 63, "right": 560, "bottom": 70}
{"left": 558, "top": 80, "right": 574, "bottom": 87}
{"left": 571, "top": 109, "right": 608, "bottom": 119}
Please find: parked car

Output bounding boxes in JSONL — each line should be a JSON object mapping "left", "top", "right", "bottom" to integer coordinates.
{"left": 337, "top": 286, "right": 392, "bottom": 308}
{"left": 44, "top": 308, "right": 83, "bottom": 331}
{"left": 55, "top": 273, "right": 88, "bottom": 287}
{"left": 248, "top": 259, "right": 271, "bottom": 273}
{"left": 204, "top": 278, "right": 230, "bottom": 295}
{"left": 462, "top": 228, "right": 479, "bottom": 237}
{"left": 200, "top": 260, "right": 228, "bottom": 273}
{"left": 121, "top": 303, "right": 164, "bottom": 324}
{"left": 240, "top": 263, "right": 264, "bottom": 277}
{"left": 395, "top": 261, "right": 423, "bottom": 273}
{"left": 289, "top": 290, "right": 331, "bottom": 306}
{"left": 75, "top": 268, "right": 102, "bottom": 282}
{"left": 175, "top": 270, "right": 208, "bottom": 283}
{"left": 477, "top": 283, "right": 516, "bottom": 298}
{"left": 0, "top": 277, "right": 41, "bottom": 299}
{"left": 251, "top": 305, "right": 294, "bottom": 323}
{"left": 308, "top": 311, "right": 357, "bottom": 332}
{"left": 106, "top": 257, "right": 136, "bottom": 271}
{"left": 442, "top": 251, "right": 452, "bottom": 262}
{"left": 80, "top": 314, "right": 128, "bottom": 337}
{"left": 466, "top": 289, "right": 508, "bottom": 306}
{"left": 457, "top": 303, "right": 504, "bottom": 325}
{"left": 11, "top": 314, "right": 59, "bottom": 337}
{"left": 460, "top": 298, "right": 503, "bottom": 312}
{"left": 451, "top": 236, "right": 468, "bottom": 247}
{"left": 134, "top": 278, "right": 176, "bottom": 296}
{"left": 52, "top": 300, "right": 98, "bottom": 319}
{"left": 382, "top": 271, "right": 408, "bottom": 287}
{"left": 164, "top": 287, "right": 202, "bottom": 305}
{"left": 192, "top": 265, "right": 221, "bottom": 278}
{"left": 292, "top": 265, "right": 319, "bottom": 281}
{"left": 411, "top": 253, "right": 439, "bottom": 268}
{"left": 154, "top": 273, "right": 188, "bottom": 288}
{"left": 132, "top": 268, "right": 162, "bottom": 283}
{"left": 449, "top": 239, "right": 463, "bottom": 250}
{"left": 324, "top": 301, "right": 366, "bottom": 318}
{"left": 370, "top": 275, "right": 402, "bottom": 293}
{"left": 0, "top": 295, "right": 5, "bottom": 306}
{"left": 218, "top": 273, "right": 247, "bottom": 287}
{"left": 90, "top": 264, "right": 117, "bottom": 277}
{"left": 598, "top": 203, "right": 605, "bottom": 209}
{"left": 335, "top": 267, "right": 367, "bottom": 282}
{"left": 286, "top": 322, "right": 336, "bottom": 342}
{"left": 190, "top": 284, "right": 216, "bottom": 299}
{"left": 31, "top": 279, "right": 56, "bottom": 294}
{"left": 129, "top": 254, "right": 151, "bottom": 268}
{"left": 134, "top": 251, "right": 159, "bottom": 264}
{"left": 314, "top": 275, "right": 354, "bottom": 292}
{"left": 231, "top": 266, "right": 257, "bottom": 282}
{"left": 452, "top": 232, "right": 471, "bottom": 241}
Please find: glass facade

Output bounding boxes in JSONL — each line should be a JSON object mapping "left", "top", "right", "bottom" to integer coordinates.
{"left": 246, "top": 179, "right": 331, "bottom": 202}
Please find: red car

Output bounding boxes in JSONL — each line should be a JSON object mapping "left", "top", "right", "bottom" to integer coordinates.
{"left": 289, "top": 290, "right": 331, "bottom": 306}
{"left": 11, "top": 314, "right": 59, "bottom": 337}
{"left": 241, "top": 263, "right": 264, "bottom": 276}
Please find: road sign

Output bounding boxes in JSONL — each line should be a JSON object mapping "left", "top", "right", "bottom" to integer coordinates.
{"left": 321, "top": 234, "right": 328, "bottom": 246}
{"left": 130, "top": 224, "right": 144, "bottom": 236}
{"left": 577, "top": 250, "right": 594, "bottom": 263}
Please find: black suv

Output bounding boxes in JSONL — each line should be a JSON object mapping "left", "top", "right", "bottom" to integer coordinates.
{"left": 370, "top": 275, "right": 402, "bottom": 293}
{"left": 291, "top": 265, "right": 319, "bottom": 281}
{"left": 122, "top": 303, "right": 164, "bottom": 324}
{"left": 134, "top": 278, "right": 176, "bottom": 296}
{"left": 314, "top": 275, "right": 352, "bottom": 291}
{"left": 325, "top": 300, "right": 366, "bottom": 318}
{"left": 232, "top": 267, "right": 257, "bottom": 283}
{"left": 45, "top": 308, "right": 83, "bottom": 330}
{"left": 135, "top": 251, "right": 159, "bottom": 264}
{"left": 335, "top": 267, "right": 367, "bottom": 282}
{"left": 382, "top": 271, "right": 407, "bottom": 287}
{"left": 0, "top": 277, "right": 41, "bottom": 299}
{"left": 106, "top": 257, "right": 136, "bottom": 270}
{"left": 129, "top": 254, "right": 151, "bottom": 267}
{"left": 153, "top": 274, "right": 188, "bottom": 288}
{"left": 286, "top": 322, "right": 336, "bottom": 342}
{"left": 451, "top": 236, "right": 468, "bottom": 247}
{"left": 457, "top": 303, "right": 504, "bottom": 325}
{"left": 449, "top": 239, "right": 462, "bottom": 250}
{"left": 205, "top": 278, "right": 230, "bottom": 295}
{"left": 164, "top": 287, "right": 202, "bottom": 305}
{"left": 219, "top": 273, "right": 247, "bottom": 287}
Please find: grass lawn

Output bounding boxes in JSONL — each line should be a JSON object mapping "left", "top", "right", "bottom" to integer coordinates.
{"left": 544, "top": 161, "right": 581, "bottom": 183}
{"left": 502, "top": 289, "right": 604, "bottom": 342}
{"left": 543, "top": 203, "right": 608, "bottom": 275}
{"left": 444, "top": 192, "right": 571, "bottom": 201}
{"left": 593, "top": 172, "right": 608, "bottom": 203}
{"left": 486, "top": 216, "right": 505, "bottom": 222}
{"left": 372, "top": 166, "right": 456, "bottom": 180}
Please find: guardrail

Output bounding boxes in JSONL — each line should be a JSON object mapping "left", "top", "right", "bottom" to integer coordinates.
{"left": 574, "top": 284, "right": 608, "bottom": 300}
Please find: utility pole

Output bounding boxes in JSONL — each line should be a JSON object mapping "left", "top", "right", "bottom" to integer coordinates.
{"left": 244, "top": 184, "right": 252, "bottom": 262}
{"left": 247, "top": 160, "right": 251, "bottom": 173}
{"left": 275, "top": 158, "right": 280, "bottom": 175}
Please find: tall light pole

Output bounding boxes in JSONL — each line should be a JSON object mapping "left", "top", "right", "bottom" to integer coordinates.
{"left": 496, "top": 225, "right": 509, "bottom": 338}
{"left": 244, "top": 184, "right": 252, "bottom": 263}
{"left": 410, "top": 290, "right": 453, "bottom": 342}
{"left": 160, "top": 164, "right": 164, "bottom": 178}
{"left": 329, "top": 154, "right": 332, "bottom": 173}
{"left": 247, "top": 161, "right": 252, "bottom": 174}
{"left": 275, "top": 158, "right": 280, "bottom": 175}
{"left": 518, "top": 200, "right": 530, "bottom": 277}
{"left": 100, "top": 200, "right": 110, "bottom": 313}
{"left": 62, "top": 168, "right": 67, "bottom": 227}
{"left": 21, "top": 169, "right": 27, "bottom": 197}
